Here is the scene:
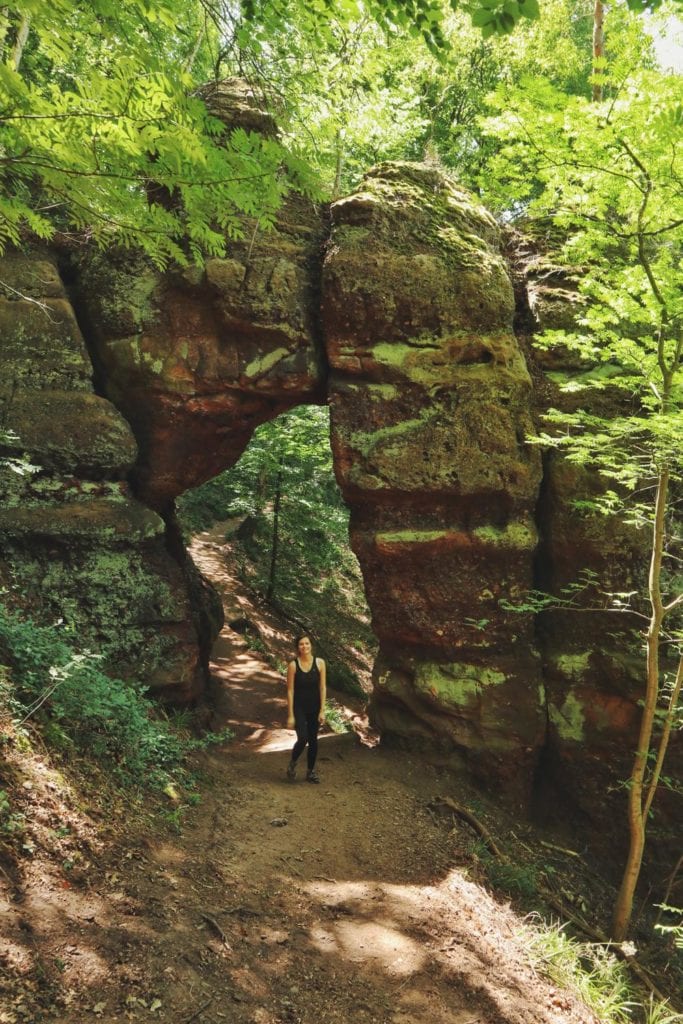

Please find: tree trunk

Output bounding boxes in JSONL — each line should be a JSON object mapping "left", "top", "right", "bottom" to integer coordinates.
{"left": 333, "top": 128, "right": 343, "bottom": 198}
{"left": 11, "top": 13, "right": 30, "bottom": 71}
{"left": 592, "top": 1, "right": 604, "bottom": 102}
{"left": 265, "top": 460, "right": 283, "bottom": 603}
{"left": 611, "top": 466, "right": 669, "bottom": 941}
{"left": 183, "top": 21, "right": 206, "bottom": 73}
{"left": 0, "top": 8, "right": 10, "bottom": 58}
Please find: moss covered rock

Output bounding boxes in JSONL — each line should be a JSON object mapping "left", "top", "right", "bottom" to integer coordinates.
{"left": 0, "top": 391, "right": 137, "bottom": 478}
{"left": 74, "top": 200, "right": 326, "bottom": 509}
{"left": 0, "top": 248, "right": 217, "bottom": 701}
{"left": 322, "top": 162, "right": 544, "bottom": 800}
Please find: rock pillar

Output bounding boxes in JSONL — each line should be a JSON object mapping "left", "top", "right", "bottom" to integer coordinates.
{"left": 323, "top": 163, "right": 544, "bottom": 796}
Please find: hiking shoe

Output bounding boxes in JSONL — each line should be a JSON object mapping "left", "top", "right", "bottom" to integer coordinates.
{"left": 286, "top": 761, "right": 297, "bottom": 781}
{"left": 306, "top": 769, "right": 320, "bottom": 784}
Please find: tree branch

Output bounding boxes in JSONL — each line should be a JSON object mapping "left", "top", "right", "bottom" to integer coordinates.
{"left": 643, "top": 653, "right": 683, "bottom": 820}
{"left": 10, "top": 13, "right": 30, "bottom": 71}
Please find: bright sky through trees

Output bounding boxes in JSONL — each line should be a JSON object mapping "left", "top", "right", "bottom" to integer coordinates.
{"left": 646, "top": 13, "right": 683, "bottom": 68}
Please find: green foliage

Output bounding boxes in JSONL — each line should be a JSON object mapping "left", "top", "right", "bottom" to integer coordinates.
{"left": 467, "top": 0, "right": 541, "bottom": 38}
{"left": 0, "top": 788, "right": 26, "bottom": 838}
{"left": 177, "top": 473, "right": 246, "bottom": 535}
{"left": 520, "top": 920, "right": 636, "bottom": 1024}
{"left": 642, "top": 998, "right": 683, "bottom": 1024}
{"left": 483, "top": 46, "right": 682, "bottom": 941}
{"left": 0, "top": 0, "right": 674, "bottom": 252}
{"left": 0, "top": 600, "right": 185, "bottom": 784}
{"left": 241, "top": 0, "right": 543, "bottom": 59}
{"left": 656, "top": 905, "right": 683, "bottom": 952}
{"left": 0, "top": 429, "right": 40, "bottom": 477}
{"left": 472, "top": 839, "right": 539, "bottom": 896}
{"left": 0, "top": 1, "right": 319, "bottom": 267}
{"left": 323, "top": 699, "right": 353, "bottom": 734}
{"left": 625, "top": 0, "right": 683, "bottom": 10}
{"left": 484, "top": 65, "right": 682, "bottom": 623}
{"left": 523, "top": 915, "right": 683, "bottom": 1023}
{"left": 179, "top": 406, "right": 353, "bottom": 586}
{"left": 221, "top": 0, "right": 662, "bottom": 198}
{"left": 178, "top": 405, "right": 374, "bottom": 696}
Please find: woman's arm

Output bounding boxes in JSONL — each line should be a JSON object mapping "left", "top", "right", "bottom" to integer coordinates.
{"left": 318, "top": 659, "right": 327, "bottom": 724}
{"left": 286, "top": 661, "right": 295, "bottom": 728}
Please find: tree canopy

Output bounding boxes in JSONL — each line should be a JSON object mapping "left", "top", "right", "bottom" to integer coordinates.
{"left": 1, "top": 0, "right": 682, "bottom": 951}
{"left": 1, "top": 0, "right": 680, "bottom": 261}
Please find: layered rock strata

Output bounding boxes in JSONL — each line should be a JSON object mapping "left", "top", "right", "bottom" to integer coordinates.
{"left": 0, "top": 250, "right": 210, "bottom": 701}
{"left": 322, "top": 164, "right": 545, "bottom": 794}
{"left": 511, "top": 237, "right": 678, "bottom": 825}
{"left": 72, "top": 83, "right": 326, "bottom": 512}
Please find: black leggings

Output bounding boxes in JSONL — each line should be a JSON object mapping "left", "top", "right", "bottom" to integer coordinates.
{"left": 291, "top": 709, "right": 319, "bottom": 770}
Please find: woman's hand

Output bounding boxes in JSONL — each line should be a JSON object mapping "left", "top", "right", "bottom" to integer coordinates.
{"left": 318, "top": 710, "right": 325, "bottom": 725}
{"left": 287, "top": 713, "right": 295, "bottom": 729}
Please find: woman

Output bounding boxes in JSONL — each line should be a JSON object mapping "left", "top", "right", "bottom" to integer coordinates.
{"left": 285, "top": 634, "right": 326, "bottom": 783}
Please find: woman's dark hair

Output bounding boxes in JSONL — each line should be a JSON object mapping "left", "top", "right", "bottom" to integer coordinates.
{"left": 294, "top": 633, "right": 313, "bottom": 650}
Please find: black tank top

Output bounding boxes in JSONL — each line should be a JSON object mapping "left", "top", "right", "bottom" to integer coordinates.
{"left": 293, "top": 657, "right": 321, "bottom": 714}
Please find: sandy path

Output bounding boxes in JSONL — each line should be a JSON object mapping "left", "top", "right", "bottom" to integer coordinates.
{"left": 0, "top": 527, "right": 599, "bottom": 1024}
{"left": 151, "top": 528, "right": 597, "bottom": 1024}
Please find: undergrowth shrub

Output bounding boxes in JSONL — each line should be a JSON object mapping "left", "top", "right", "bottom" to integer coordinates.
{"left": 521, "top": 917, "right": 683, "bottom": 1024}
{"left": 0, "top": 601, "right": 185, "bottom": 785}
{"left": 522, "top": 919, "right": 632, "bottom": 1023}
{"left": 323, "top": 699, "right": 353, "bottom": 734}
{"left": 471, "top": 839, "right": 539, "bottom": 898}
{"left": 657, "top": 906, "right": 683, "bottom": 952}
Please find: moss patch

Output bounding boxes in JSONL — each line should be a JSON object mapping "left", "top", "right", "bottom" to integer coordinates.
{"left": 0, "top": 498, "right": 164, "bottom": 543}
{"left": 244, "top": 347, "right": 291, "bottom": 379}
{"left": 349, "top": 411, "right": 428, "bottom": 456}
{"left": 374, "top": 528, "right": 451, "bottom": 545}
{"left": 0, "top": 298, "right": 93, "bottom": 394}
{"left": 75, "top": 251, "right": 162, "bottom": 338}
{"left": 552, "top": 652, "right": 591, "bottom": 680}
{"left": 471, "top": 523, "right": 538, "bottom": 550}
{"left": 549, "top": 691, "right": 586, "bottom": 742}
{"left": 414, "top": 662, "right": 507, "bottom": 709}
{"left": 2, "top": 391, "right": 137, "bottom": 477}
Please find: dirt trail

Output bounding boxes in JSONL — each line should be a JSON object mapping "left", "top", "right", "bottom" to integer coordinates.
{"left": 1, "top": 528, "right": 600, "bottom": 1024}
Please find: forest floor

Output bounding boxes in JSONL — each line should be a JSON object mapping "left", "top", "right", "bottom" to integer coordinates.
{"left": 1, "top": 526, "right": 680, "bottom": 1024}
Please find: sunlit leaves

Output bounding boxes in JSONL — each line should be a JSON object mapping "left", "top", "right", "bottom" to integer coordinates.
{"left": 483, "top": 65, "right": 682, "bottom": 506}
{"left": 0, "top": 1, "right": 319, "bottom": 266}
{"left": 625, "top": 0, "right": 683, "bottom": 11}
{"left": 467, "top": 0, "right": 541, "bottom": 37}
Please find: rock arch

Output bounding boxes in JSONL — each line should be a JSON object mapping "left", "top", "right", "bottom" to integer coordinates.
{"left": 0, "top": 142, "right": 677, "bottom": 821}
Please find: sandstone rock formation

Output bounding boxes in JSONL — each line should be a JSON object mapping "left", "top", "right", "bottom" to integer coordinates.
{"left": 507, "top": 232, "right": 677, "bottom": 825}
{"left": 322, "top": 164, "right": 545, "bottom": 794}
{"left": 72, "top": 196, "right": 325, "bottom": 512}
{"left": 0, "top": 86, "right": 677, "bottom": 827}
{"left": 72, "top": 82, "right": 326, "bottom": 512}
{"left": 0, "top": 249, "right": 213, "bottom": 701}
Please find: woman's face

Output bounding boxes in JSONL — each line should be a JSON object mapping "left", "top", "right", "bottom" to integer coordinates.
{"left": 297, "top": 636, "right": 312, "bottom": 658}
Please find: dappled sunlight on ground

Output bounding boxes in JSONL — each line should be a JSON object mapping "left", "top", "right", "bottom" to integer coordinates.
{"left": 0, "top": 526, "right": 604, "bottom": 1024}
{"left": 309, "top": 917, "right": 427, "bottom": 976}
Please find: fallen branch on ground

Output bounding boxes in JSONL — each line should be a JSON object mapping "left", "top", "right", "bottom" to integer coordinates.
{"left": 430, "top": 796, "right": 503, "bottom": 858}
{"left": 201, "top": 912, "right": 229, "bottom": 946}
{"left": 183, "top": 996, "right": 213, "bottom": 1024}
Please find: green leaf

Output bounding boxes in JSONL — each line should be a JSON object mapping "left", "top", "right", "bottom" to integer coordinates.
{"left": 472, "top": 9, "right": 495, "bottom": 26}
{"left": 518, "top": 0, "right": 540, "bottom": 17}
